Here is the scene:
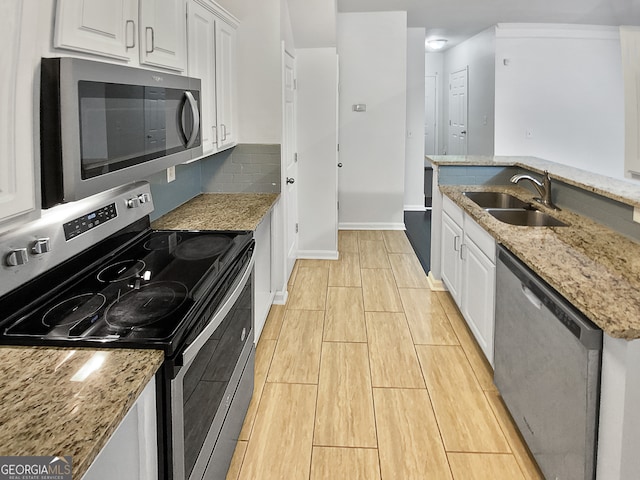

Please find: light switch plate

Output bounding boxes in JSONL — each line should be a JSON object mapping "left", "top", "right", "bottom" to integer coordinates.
{"left": 167, "top": 166, "right": 176, "bottom": 183}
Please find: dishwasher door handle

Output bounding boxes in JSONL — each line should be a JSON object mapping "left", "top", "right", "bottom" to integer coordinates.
{"left": 521, "top": 283, "right": 542, "bottom": 309}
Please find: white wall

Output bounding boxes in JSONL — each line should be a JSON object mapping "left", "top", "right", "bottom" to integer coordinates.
{"left": 443, "top": 27, "right": 496, "bottom": 155}
{"left": 494, "top": 24, "right": 624, "bottom": 178}
{"left": 405, "top": 28, "right": 426, "bottom": 210}
{"left": 296, "top": 48, "right": 338, "bottom": 257}
{"left": 425, "top": 52, "right": 444, "bottom": 154}
{"left": 337, "top": 11, "right": 407, "bottom": 229}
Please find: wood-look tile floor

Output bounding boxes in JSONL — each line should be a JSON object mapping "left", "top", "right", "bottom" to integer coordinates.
{"left": 228, "top": 230, "right": 544, "bottom": 480}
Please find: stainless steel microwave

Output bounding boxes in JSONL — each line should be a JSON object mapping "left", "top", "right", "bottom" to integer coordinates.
{"left": 40, "top": 57, "right": 202, "bottom": 208}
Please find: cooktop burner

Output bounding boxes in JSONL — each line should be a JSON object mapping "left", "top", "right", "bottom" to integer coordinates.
{"left": 174, "top": 236, "right": 230, "bottom": 260}
{"left": 97, "top": 260, "right": 147, "bottom": 283}
{"left": 104, "top": 282, "right": 188, "bottom": 329}
{"left": 1, "top": 229, "right": 253, "bottom": 350}
{"left": 42, "top": 293, "right": 106, "bottom": 327}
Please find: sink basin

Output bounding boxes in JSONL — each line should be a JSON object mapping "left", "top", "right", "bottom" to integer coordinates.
{"left": 463, "top": 191, "right": 531, "bottom": 209}
{"left": 486, "top": 209, "right": 568, "bottom": 227}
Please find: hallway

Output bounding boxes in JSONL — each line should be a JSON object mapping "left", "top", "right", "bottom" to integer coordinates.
{"left": 227, "top": 230, "right": 542, "bottom": 479}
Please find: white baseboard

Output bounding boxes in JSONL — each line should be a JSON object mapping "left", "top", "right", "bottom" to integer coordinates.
{"left": 339, "top": 222, "right": 405, "bottom": 230}
{"left": 427, "top": 271, "right": 447, "bottom": 291}
{"left": 273, "top": 289, "right": 288, "bottom": 305}
{"left": 404, "top": 204, "right": 428, "bottom": 212}
{"left": 297, "top": 250, "right": 339, "bottom": 260}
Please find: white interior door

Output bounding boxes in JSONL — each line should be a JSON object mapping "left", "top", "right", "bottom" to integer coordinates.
{"left": 424, "top": 75, "right": 437, "bottom": 155}
{"left": 283, "top": 49, "right": 298, "bottom": 279}
{"left": 449, "top": 68, "right": 468, "bottom": 155}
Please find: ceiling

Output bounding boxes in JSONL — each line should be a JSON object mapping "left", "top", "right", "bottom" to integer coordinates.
{"left": 337, "top": 0, "right": 640, "bottom": 48}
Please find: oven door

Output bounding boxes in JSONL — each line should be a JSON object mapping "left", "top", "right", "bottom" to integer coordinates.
{"left": 170, "top": 254, "right": 255, "bottom": 480}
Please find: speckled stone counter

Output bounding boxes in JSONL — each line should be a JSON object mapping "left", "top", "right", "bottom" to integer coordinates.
{"left": 441, "top": 184, "right": 640, "bottom": 339}
{"left": 427, "top": 155, "right": 640, "bottom": 208}
{"left": 0, "top": 347, "right": 163, "bottom": 479}
{"left": 151, "top": 193, "right": 280, "bottom": 231}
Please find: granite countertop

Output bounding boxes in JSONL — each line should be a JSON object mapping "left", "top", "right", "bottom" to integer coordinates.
{"left": 152, "top": 193, "right": 280, "bottom": 231}
{"left": 427, "top": 155, "right": 640, "bottom": 208}
{"left": 441, "top": 184, "right": 640, "bottom": 339}
{"left": 0, "top": 347, "right": 163, "bottom": 478}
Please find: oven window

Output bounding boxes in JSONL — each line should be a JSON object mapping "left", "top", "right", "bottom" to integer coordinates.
{"left": 181, "top": 276, "right": 252, "bottom": 478}
{"left": 77, "top": 81, "right": 200, "bottom": 179}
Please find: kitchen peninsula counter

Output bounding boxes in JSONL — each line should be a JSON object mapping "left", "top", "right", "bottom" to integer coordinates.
{"left": 151, "top": 193, "right": 280, "bottom": 231}
{"left": 0, "top": 346, "right": 163, "bottom": 479}
{"left": 428, "top": 155, "right": 640, "bottom": 339}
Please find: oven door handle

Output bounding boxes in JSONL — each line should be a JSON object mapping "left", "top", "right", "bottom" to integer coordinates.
{"left": 181, "top": 251, "right": 255, "bottom": 368}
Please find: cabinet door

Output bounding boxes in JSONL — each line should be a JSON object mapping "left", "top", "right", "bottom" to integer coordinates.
{"left": 54, "top": 0, "right": 137, "bottom": 61}
{"left": 0, "top": 0, "right": 37, "bottom": 225}
{"left": 215, "top": 19, "right": 237, "bottom": 149}
{"left": 140, "top": 0, "right": 187, "bottom": 72}
{"left": 82, "top": 378, "right": 157, "bottom": 480}
{"left": 441, "top": 212, "right": 463, "bottom": 305}
{"left": 187, "top": 1, "right": 217, "bottom": 155}
{"left": 461, "top": 237, "right": 496, "bottom": 365}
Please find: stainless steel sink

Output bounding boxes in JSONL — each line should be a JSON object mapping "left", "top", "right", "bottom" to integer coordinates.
{"left": 486, "top": 208, "right": 568, "bottom": 227}
{"left": 463, "top": 191, "right": 531, "bottom": 209}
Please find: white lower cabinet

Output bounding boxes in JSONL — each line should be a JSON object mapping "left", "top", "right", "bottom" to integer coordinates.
{"left": 82, "top": 377, "right": 158, "bottom": 480}
{"left": 254, "top": 210, "right": 275, "bottom": 342}
{"left": 441, "top": 196, "right": 496, "bottom": 365}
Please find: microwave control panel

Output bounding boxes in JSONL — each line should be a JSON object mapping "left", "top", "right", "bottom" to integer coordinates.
{"left": 63, "top": 203, "right": 117, "bottom": 241}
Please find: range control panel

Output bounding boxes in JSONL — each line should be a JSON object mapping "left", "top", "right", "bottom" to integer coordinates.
{"left": 63, "top": 203, "right": 117, "bottom": 241}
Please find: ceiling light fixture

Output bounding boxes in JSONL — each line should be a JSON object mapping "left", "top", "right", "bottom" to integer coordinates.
{"left": 426, "top": 39, "right": 447, "bottom": 51}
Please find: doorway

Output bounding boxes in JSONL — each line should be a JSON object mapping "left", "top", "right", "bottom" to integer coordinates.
{"left": 448, "top": 67, "right": 468, "bottom": 155}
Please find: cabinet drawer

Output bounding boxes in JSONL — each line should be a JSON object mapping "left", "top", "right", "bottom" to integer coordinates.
{"left": 464, "top": 215, "right": 495, "bottom": 263}
{"left": 443, "top": 195, "right": 464, "bottom": 226}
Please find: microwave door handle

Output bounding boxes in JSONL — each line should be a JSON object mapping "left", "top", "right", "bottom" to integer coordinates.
{"left": 182, "top": 91, "right": 200, "bottom": 148}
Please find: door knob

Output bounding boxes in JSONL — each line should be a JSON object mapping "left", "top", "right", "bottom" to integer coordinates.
{"left": 337, "top": 163, "right": 343, "bottom": 168}
{"left": 286, "top": 177, "right": 295, "bottom": 184}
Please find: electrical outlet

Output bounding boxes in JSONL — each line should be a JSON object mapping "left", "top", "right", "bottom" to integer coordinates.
{"left": 633, "top": 207, "right": 640, "bottom": 224}
{"left": 167, "top": 166, "right": 176, "bottom": 183}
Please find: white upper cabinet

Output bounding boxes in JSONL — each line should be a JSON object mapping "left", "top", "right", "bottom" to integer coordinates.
{"left": 215, "top": 18, "right": 237, "bottom": 149}
{"left": 54, "top": 0, "right": 138, "bottom": 62}
{"left": 187, "top": 0, "right": 217, "bottom": 155}
{"left": 139, "top": 0, "right": 187, "bottom": 72}
{"left": 55, "top": 0, "right": 187, "bottom": 72}
{"left": 0, "top": 0, "right": 38, "bottom": 227}
{"left": 187, "top": 0, "right": 238, "bottom": 156}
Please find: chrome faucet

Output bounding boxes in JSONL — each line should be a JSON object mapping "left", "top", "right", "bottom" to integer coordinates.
{"left": 510, "top": 170, "right": 559, "bottom": 210}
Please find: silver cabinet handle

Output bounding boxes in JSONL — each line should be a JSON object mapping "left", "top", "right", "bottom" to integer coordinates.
{"left": 212, "top": 125, "right": 217, "bottom": 144}
{"left": 453, "top": 235, "right": 461, "bottom": 251}
{"left": 221, "top": 124, "right": 227, "bottom": 142}
{"left": 125, "top": 20, "right": 136, "bottom": 49}
{"left": 286, "top": 177, "right": 295, "bottom": 184}
{"left": 145, "top": 26, "right": 155, "bottom": 53}
{"left": 181, "top": 91, "right": 200, "bottom": 148}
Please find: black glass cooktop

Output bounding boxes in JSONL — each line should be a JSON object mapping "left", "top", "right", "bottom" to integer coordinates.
{"left": 2, "top": 229, "right": 253, "bottom": 351}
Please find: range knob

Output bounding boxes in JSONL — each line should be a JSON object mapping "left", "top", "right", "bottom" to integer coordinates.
{"left": 32, "top": 238, "right": 51, "bottom": 255}
{"left": 138, "top": 193, "right": 151, "bottom": 204}
{"left": 126, "top": 196, "right": 141, "bottom": 209}
{"left": 6, "top": 248, "right": 28, "bottom": 267}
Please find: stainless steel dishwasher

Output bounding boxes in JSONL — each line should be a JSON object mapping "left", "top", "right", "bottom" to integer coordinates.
{"left": 494, "top": 246, "right": 602, "bottom": 480}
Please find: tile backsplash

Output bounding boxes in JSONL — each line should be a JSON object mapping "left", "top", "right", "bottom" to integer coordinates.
{"left": 201, "top": 144, "right": 281, "bottom": 193}
{"left": 147, "top": 143, "right": 281, "bottom": 221}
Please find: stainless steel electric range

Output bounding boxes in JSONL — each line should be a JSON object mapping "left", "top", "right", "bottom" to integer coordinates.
{"left": 0, "top": 182, "right": 255, "bottom": 480}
